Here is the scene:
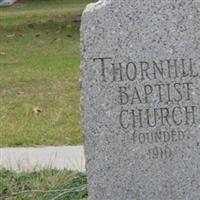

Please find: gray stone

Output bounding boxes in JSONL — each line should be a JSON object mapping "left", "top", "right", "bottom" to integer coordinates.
{"left": 80, "top": 0, "right": 200, "bottom": 199}
{"left": 0, "top": 0, "right": 16, "bottom": 7}
{"left": 0, "top": 146, "right": 85, "bottom": 172}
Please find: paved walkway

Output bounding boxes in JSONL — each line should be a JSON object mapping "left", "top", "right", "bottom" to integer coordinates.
{"left": 0, "top": 146, "right": 85, "bottom": 172}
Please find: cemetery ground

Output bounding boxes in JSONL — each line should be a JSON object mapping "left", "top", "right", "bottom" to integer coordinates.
{"left": 0, "top": 0, "right": 91, "bottom": 199}
{"left": 0, "top": 0, "right": 92, "bottom": 147}
{"left": 0, "top": 169, "right": 87, "bottom": 200}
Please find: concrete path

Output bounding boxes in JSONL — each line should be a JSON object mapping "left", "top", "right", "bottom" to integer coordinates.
{"left": 0, "top": 146, "right": 85, "bottom": 172}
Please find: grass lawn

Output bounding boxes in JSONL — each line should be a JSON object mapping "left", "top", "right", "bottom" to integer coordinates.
{"left": 0, "top": 0, "right": 93, "bottom": 146}
{"left": 0, "top": 169, "right": 87, "bottom": 200}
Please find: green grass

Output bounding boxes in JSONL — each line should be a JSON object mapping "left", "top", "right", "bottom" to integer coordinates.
{"left": 0, "top": 0, "right": 92, "bottom": 28}
{"left": 0, "top": 0, "right": 93, "bottom": 146}
{"left": 0, "top": 169, "right": 87, "bottom": 200}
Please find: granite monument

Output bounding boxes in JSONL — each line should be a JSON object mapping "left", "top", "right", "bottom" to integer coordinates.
{"left": 81, "top": 0, "right": 200, "bottom": 199}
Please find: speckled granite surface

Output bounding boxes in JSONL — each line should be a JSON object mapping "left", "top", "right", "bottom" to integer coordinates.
{"left": 80, "top": 1, "right": 200, "bottom": 199}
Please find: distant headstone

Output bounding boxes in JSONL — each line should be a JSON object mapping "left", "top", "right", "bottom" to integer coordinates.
{"left": 80, "top": 1, "right": 200, "bottom": 199}
{"left": 0, "top": 0, "right": 16, "bottom": 7}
